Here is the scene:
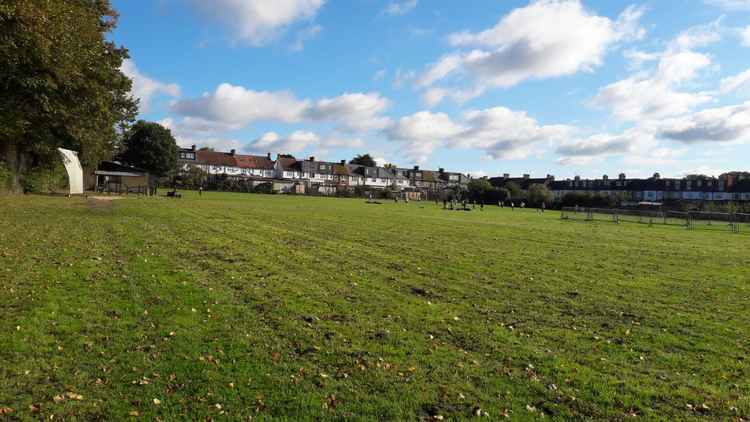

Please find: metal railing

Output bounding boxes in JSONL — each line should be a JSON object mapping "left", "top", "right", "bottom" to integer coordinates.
{"left": 560, "top": 207, "right": 745, "bottom": 233}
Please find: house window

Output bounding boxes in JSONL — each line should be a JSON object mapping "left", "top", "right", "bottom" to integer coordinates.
{"left": 319, "top": 164, "right": 326, "bottom": 171}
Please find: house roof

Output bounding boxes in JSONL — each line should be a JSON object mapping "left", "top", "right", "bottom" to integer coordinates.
{"left": 97, "top": 161, "right": 148, "bottom": 175}
{"left": 332, "top": 164, "right": 350, "bottom": 176}
{"left": 421, "top": 171, "right": 439, "bottom": 183}
{"left": 235, "top": 154, "right": 274, "bottom": 170}
{"left": 276, "top": 156, "right": 300, "bottom": 171}
{"left": 196, "top": 150, "right": 237, "bottom": 167}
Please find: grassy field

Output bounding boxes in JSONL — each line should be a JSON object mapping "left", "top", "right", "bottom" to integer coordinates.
{"left": 1, "top": 192, "right": 748, "bottom": 420}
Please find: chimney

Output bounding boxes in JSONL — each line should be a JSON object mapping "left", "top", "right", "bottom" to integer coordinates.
{"left": 653, "top": 172, "right": 661, "bottom": 180}
{"left": 340, "top": 160, "right": 346, "bottom": 165}
{"left": 191, "top": 144, "right": 196, "bottom": 151}
{"left": 309, "top": 156, "right": 315, "bottom": 162}
{"left": 547, "top": 174, "right": 554, "bottom": 181}
{"left": 574, "top": 175, "right": 581, "bottom": 181}
{"left": 619, "top": 173, "right": 626, "bottom": 180}
{"left": 230, "top": 149, "right": 236, "bottom": 156}
{"left": 439, "top": 167, "right": 445, "bottom": 173}
{"left": 603, "top": 174, "right": 609, "bottom": 181}
{"left": 413, "top": 166, "right": 420, "bottom": 171}
{"left": 503, "top": 173, "right": 509, "bottom": 179}
{"left": 523, "top": 174, "right": 530, "bottom": 179}
{"left": 267, "top": 152, "right": 271, "bottom": 159}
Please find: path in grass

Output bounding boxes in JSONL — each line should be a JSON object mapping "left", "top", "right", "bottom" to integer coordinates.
{"left": 0, "top": 192, "right": 748, "bottom": 420}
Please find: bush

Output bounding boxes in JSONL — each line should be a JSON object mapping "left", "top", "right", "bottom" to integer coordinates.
{"left": 21, "top": 163, "right": 68, "bottom": 193}
{"left": 254, "top": 182, "right": 273, "bottom": 194}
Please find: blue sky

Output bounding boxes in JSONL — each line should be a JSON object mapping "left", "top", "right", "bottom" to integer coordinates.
{"left": 112, "top": 0, "right": 750, "bottom": 178}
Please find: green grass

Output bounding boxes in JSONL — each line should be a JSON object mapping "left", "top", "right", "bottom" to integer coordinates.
{"left": 1, "top": 192, "right": 748, "bottom": 420}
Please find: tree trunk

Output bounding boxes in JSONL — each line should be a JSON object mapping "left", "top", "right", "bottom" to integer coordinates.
{"left": 1, "top": 141, "right": 28, "bottom": 193}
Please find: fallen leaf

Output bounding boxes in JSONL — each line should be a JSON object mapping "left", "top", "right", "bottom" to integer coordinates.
{"left": 153, "top": 398, "right": 161, "bottom": 406}
{"left": 129, "top": 410, "right": 140, "bottom": 416}
{"left": 0, "top": 407, "right": 13, "bottom": 415}
{"left": 66, "top": 392, "right": 84, "bottom": 401}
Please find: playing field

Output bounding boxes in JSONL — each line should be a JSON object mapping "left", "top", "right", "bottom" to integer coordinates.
{"left": 1, "top": 192, "right": 748, "bottom": 420}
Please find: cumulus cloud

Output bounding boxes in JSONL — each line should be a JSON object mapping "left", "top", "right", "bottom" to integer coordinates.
{"left": 247, "top": 131, "right": 320, "bottom": 153}
{"left": 245, "top": 130, "right": 364, "bottom": 154}
{"left": 415, "top": 0, "right": 645, "bottom": 105}
{"left": 172, "top": 83, "right": 307, "bottom": 129}
{"left": 121, "top": 59, "right": 180, "bottom": 113}
{"left": 171, "top": 83, "right": 390, "bottom": 133}
{"left": 384, "top": 0, "right": 418, "bottom": 16}
{"left": 592, "top": 21, "right": 721, "bottom": 121}
{"left": 555, "top": 128, "right": 658, "bottom": 165}
{"left": 384, "top": 111, "right": 463, "bottom": 163}
{"left": 192, "top": 0, "right": 325, "bottom": 46}
{"left": 304, "top": 92, "right": 391, "bottom": 131}
{"left": 658, "top": 101, "right": 750, "bottom": 143}
{"left": 384, "top": 107, "right": 571, "bottom": 163}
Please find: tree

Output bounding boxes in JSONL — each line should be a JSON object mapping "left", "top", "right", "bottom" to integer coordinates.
{"left": 467, "top": 178, "right": 493, "bottom": 202}
{"left": 505, "top": 182, "right": 523, "bottom": 199}
{"left": 528, "top": 183, "right": 553, "bottom": 207}
{"left": 118, "top": 121, "right": 178, "bottom": 177}
{"left": 350, "top": 154, "right": 377, "bottom": 167}
{"left": 0, "top": 0, "right": 138, "bottom": 191}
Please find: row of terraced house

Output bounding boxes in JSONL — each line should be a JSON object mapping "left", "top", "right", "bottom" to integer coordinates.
{"left": 490, "top": 172, "right": 750, "bottom": 203}
{"left": 177, "top": 146, "right": 471, "bottom": 198}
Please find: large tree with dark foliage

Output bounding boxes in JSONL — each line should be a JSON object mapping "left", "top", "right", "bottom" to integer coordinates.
{"left": 349, "top": 154, "right": 377, "bottom": 167}
{"left": 119, "top": 121, "right": 178, "bottom": 177}
{"left": 0, "top": 0, "right": 138, "bottom": 191}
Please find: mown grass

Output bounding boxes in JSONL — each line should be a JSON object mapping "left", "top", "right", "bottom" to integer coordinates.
{"left": 1, "top": 192, "right": 748, "bottom": 420}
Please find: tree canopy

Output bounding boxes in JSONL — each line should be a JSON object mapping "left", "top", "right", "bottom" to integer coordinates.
{"left": 118, "top": 121, "right": 178, "bottom": 177}
{"left": 349, "top": 154, "right": 377, "bottom": 167}
{"left": 0, "top": 0, "right": 137, "bottom": 190}
{"left": 528, "top": 183, "right": 553, "bottom": 206}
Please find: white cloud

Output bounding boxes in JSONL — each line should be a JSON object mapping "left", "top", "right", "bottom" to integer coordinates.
{"left": 290, "top": 24, "right": 322, "bottom": 52}
{"left": 592, "top": 21, "right": 721, "bottom": 122}
{"left": 453, "top": 107, "right": 572, "bottom": 159}
{"left": 415, "top": 54, "right": 463, "bottom": 88}
{"left": 415, "top": 1, "right": 645, "bottom": 105}
{"left": 742, "top": 26, "right": 750, "bottom": 46}
{"left": 245, "top": 130, "right": 364, "bottom": 154}
{"left": 720, "top": 69, "right": 750, "bottom": 94}
{"left": 384, "top": 107, "right": 571, "bottom": 163}
{"left": 669, "top": 18, "right": 723, "bottom": 51}
{"left": 384, "top": 111, "right": 463, "bottom": 163}
{"left": 171, "top": 84, "right": 390, "bottom": 133}
{"left": 172, "top": 83, "right": 307, "bottom": 128}
{"left": 121, "top": 59, "right": 180, "bottom": 113}
{"left": 705, "top": 0, "right": 750, "bottom": 11}
{"left": 192, "top": 0, "right": 325, "bottom": 46}
{"left": 421, "top": 86, "right": 485, "bottom": 107}
{"left": 658, "top": 101, "right": 750, "bottom": 143}
{"left": 555, "top": 128, "right": 657, "bottom": 165}
{"left": 304, "top": 92, "right": 391, "bottom": 131}
{"left": 384, "top": 0, "right": 418, "bottom": 16}
{"left": 247, "top": 131, "right": 320, "bottom": 153}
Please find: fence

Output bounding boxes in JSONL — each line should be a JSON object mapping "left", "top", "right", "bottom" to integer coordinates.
{"left": 560, "top": 207, "right": 747, "bottom": 233}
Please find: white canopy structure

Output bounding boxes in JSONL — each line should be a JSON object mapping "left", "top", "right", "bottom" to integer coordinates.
{"left": 57, "top": 148, "right": 84, "bottom": 195}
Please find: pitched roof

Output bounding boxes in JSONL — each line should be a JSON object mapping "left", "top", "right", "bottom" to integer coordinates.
{"left": 235, "top": 154, "right": 274, "bottom": 170}
{"left": 276, "top": 156, "right": 300, "bottom": 171}
{"left": 421, "top": 171, "right": 439, "bottom": 183}
{"left": 332, "top": 164, "right": 350, "bottom": 176}
{"left": 196, "top": 150, "right": 237, "bottom": 167}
